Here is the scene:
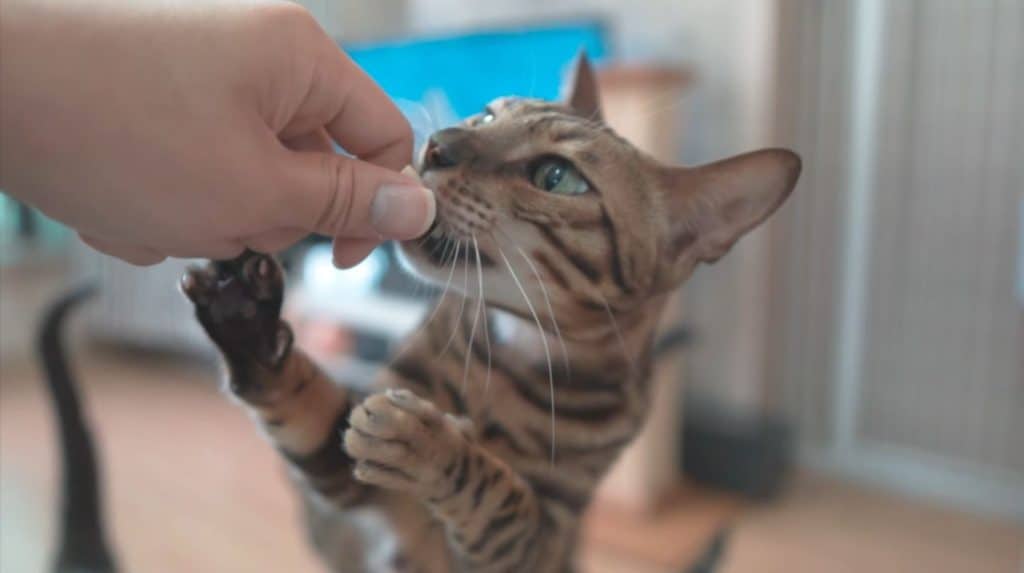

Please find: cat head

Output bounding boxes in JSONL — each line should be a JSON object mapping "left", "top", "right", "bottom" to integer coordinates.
{"left": 398, "top": 54, "right": 800, "bottom": 330}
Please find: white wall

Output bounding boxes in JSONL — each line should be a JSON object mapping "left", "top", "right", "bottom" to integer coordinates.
{"left": 768, "top": 0, "right": 1024, "bottom": 519}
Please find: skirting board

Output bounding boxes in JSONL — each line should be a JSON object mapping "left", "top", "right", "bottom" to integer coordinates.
{"left": 800, "top": 443, "right": 1024, "bottom": 522}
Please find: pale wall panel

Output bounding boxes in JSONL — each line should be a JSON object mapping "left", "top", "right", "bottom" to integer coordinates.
{"left": 858, "top": 0, "right": 1023, "bottom": 476}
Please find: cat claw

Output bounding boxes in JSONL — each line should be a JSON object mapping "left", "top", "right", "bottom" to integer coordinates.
{"left": 239, "top": 253, "right": 281, "bottom": 303}
{"left": 180, "top": 264, "right": 216, "bottom": 305}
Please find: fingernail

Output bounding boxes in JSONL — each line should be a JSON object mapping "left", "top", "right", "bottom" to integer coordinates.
{"left": 370, "top": 185, "right": 436, "bottom": 239}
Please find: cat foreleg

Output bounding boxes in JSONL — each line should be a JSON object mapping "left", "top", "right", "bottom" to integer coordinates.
{"left": 182, "top": 251, "right": 370, "bottom": 507}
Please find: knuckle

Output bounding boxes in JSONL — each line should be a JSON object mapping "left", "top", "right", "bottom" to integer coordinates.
{"left": 244, "top": 2, "right": 323, "bottom": 71}
{"left": 318, "top": 155, "right": 358, "bottom": 235}
{"left": 253, "top": 1, "right": 318, "bottom": 35}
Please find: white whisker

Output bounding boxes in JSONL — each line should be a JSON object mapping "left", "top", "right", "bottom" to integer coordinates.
{"left": 424, "top": 240, "right": 458, "bottom": 321}
{"left": 472, "top": 236, "right": 493, "bottom": 392}
{"left": 390, "top": 240, "right": 459, "bottom": 364}
{"left": 497, "top": 245, "right": 556, "bottom": 465}
{"left": 514, "top": 245, "right": 570, "bottom": 381}
{"left": 438, "top": 241, "right": 470, "bottom": 357}
{"left": 409, "top": 237, "right": 450, "bottom": 301}
{"left": 462, "top": 235, "right": 484, "bottom": 394}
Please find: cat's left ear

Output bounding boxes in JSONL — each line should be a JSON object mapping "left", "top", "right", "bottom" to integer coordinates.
{"left": 662, "top": 149, "right": 801, "bottom": 266}
{"left": 561, "top": 51, "right": 603, "bottom": 120}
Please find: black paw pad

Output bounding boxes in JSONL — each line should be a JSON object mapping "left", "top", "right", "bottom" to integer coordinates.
{"left": 180, "top": 250, "right": 289, "bottom": 366}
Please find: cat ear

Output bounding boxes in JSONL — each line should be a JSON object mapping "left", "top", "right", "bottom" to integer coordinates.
{"left": 561, "top": 51, "right": 603, "bottom": 120}
{"left": 665, "top": 149, "right": 801, "bottom": 265}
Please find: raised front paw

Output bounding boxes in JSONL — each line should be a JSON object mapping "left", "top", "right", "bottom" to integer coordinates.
{"left": 180, "top": 250, "right": 291, "bottom": 368}
{"left": 344, "top": 389, "right": 472, "bottom": 499}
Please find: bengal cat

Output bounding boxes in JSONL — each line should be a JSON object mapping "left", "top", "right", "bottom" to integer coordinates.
{"left": 180, "top": 54, "right": 800, "bottom": 573}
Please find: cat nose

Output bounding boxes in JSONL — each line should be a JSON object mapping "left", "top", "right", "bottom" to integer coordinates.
{"left": 423, "top": 128, "right": 472, "bottom": 170}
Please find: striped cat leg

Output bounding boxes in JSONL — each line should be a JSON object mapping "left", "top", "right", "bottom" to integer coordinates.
{"left": 253, "top": 349, "right": 370, "bottom": 506}
{"left": 430, "top": 451, "right": 548, "bottom": 571}
{"left": 344, "top": 389, "right": 550, "bottom": 571}
{"left": 182, "top": 251, "right": 369, "bottom": 506}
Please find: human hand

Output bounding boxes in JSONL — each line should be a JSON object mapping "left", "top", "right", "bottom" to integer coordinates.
{"left": 0, "top": 0, "right": 433, "bottom": 267}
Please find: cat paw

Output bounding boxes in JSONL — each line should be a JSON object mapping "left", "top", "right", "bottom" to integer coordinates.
{"left": 344, "top": 389, "right": 472, "bottom": 498}
{"left": 181, "top": 250, "right": 291, "bottom": 367}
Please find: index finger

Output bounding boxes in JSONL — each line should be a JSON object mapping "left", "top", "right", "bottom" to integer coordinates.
{"left": 305, "top": 37, "right": 413, "bottom": 171}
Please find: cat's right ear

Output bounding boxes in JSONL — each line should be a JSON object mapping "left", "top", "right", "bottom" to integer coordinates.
{"left": 662, "top": 149, "right": 801, "bottom": 268}
{"left": 561, "top": 51, "right": 603, "bottom": 120}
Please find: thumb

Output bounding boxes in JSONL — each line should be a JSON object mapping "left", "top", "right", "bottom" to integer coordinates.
{"left": 282, "top": 150, "right": 435, "bottom": 240}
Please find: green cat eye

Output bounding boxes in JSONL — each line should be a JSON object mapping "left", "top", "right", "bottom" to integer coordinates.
{"left": 530, "top": 158, "right": 590, "bottom": 195}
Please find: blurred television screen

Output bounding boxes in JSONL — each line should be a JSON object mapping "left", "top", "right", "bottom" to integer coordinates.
{"left": 346, "top": 20, "right": 609, "bottom": 123}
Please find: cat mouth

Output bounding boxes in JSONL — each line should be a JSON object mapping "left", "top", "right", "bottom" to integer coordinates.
{"left": 407, "top": 165, "right": 496, "bottom": 268}
{"left": 417, "top": 224, "right": 496, "bottom": 268}
{"left": 407, "top": 166, "right": 457, "bottom": 264}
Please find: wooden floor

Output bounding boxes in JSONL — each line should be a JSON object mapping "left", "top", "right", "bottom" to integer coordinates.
{"left": 1, "top": 350, "right": 1021, "bottom": 573}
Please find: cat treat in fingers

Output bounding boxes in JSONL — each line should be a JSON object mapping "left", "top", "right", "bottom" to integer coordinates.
{"left": 181, "top": 53, "right": 800, "bottom": 573}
